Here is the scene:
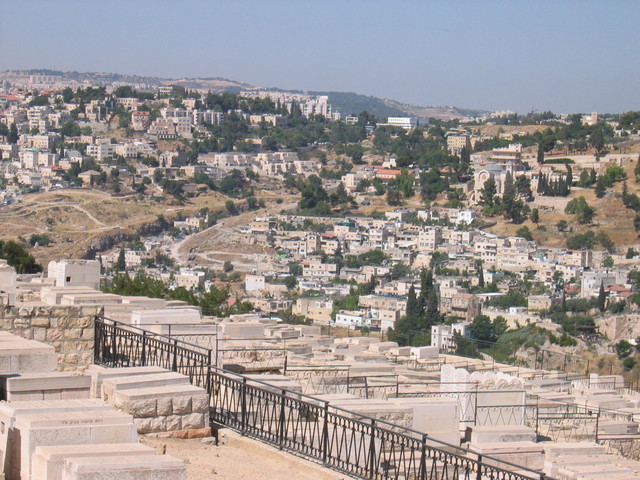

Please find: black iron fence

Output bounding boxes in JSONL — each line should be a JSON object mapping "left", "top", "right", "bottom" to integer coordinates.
{"left": 94, "top": 316, "right": 547, "bottom": 480}
{"left": 209, "top": 368, "right": 546, "bottom": 480}
{"left": 94, "top": 317, "right": 212, "bottom": 389}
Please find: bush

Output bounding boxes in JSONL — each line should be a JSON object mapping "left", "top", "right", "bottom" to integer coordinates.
{"left": 623, "top": 356, "right": 636, "bottom": 371}
{"left": 28, "top": 234, "right": 51, "bottom": 247}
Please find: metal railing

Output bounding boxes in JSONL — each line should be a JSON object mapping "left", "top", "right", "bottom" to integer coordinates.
{"left": 94, "top": 316, "right": 548, "bottom": 480}
{"left": 209, "top": 368, "right": 546, "bottom": 480}
{"left": 94, "top": 317, "right": 212, "bottom": 389}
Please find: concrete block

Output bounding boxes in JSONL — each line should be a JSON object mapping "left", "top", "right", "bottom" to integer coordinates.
{"left": 172, "top": 396, "right": 192, "bottom": 415}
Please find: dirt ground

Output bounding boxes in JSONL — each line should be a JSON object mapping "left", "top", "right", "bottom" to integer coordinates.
{"left": 142, "top": 430, "right": 346, "bottom": 480}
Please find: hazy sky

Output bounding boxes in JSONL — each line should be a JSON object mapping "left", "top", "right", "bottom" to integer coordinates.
{"left": 2, "top": 1, "right": 639, "bottom": 113}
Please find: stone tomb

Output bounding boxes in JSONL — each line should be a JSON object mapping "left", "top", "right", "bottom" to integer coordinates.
{"left": 101, "top": 372, "right": 190, "bottom": 402}
{"left": 468, "top": 441, "right": 544, "bottom": 470}
{"left": 111, "top": 383, "right": 209, "bottom": 434}
{"left": 11, "top": 409, "right": 137, "bottom": 480}
{"left": 0, "top": 399, "right": 115, "bottom": 476}
{"left": 85, "top": 365, "right": 169, "bottom": 398}
{"left": 0, "top": 372, "right": 91, "bottom": 402}
{"left": 468, "top": 425, "right": 537, "bottom": 444}
{"left": 32, "top": 443, "right": 156, "bottom": 480}
{"left": 0, "top": 332, "right": 57, "bottom": 375}
{"left": 61, "top": 454, "right": 186, "bottom": 480}
{"left": 387, "top": 397, "right": 460, "bottom": 445}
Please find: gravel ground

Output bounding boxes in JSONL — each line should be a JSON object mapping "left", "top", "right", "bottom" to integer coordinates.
{"left": 141, "top": 430, "right": 348, "bottom": 480}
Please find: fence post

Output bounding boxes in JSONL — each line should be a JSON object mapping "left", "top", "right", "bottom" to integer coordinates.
{"left": 278, "top": 389, "right": 286, "bottom": 449}
{"left": 322, "top": 402, "right": 329, "bottom": 465}
{"left": 368, "top": 419, "right": 376, "bottom": 478}
{"left": 420, "top": 434, "right": 427, "bottom": 480}
{"left": 93, "top": 317, "right": 101, "bottom": 364}
{"left": 476, "top": 455, "right": 483, "bottom": 480}
{"left": 595, "top": 408, "right": 600, "bottom": 443}
{"left": 206, "top": 350, "right": 212, "bottom": 393}
{"left": 110, "top": 322, "right": 117, "bottom": 366}
{"left": 241, "top": 377, "right": 247, "bottom": 434}
{"left": 474, "top": 385, "right": 479, "bottom": 426}
{"left": 141, "top": 331, "right": 147, "bottom": 366}
{"left": 172, "top": 339, "right": 178, "bottom": 372}
{"left": 535, "top": 398, "right": 540, "bottom": 439}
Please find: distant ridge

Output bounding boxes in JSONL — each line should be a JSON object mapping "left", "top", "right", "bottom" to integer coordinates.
{"left": 0, "top": 69, "right": 488, "bottom": 120}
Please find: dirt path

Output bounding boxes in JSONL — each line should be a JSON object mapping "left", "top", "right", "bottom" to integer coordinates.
{"left": 142, "top": 430, "right": 347, "bottom": 480}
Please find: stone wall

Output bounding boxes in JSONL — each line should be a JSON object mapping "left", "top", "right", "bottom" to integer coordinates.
{"left": 0, "top": 305, "right": 102, "bottom": 371}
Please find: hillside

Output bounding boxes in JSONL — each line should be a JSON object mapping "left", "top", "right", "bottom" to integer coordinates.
{"left": 0, "top": 189, "right": 229, "bottom": 265}
{"left": 0, "top": 69, "right": 483, "bottom": 120}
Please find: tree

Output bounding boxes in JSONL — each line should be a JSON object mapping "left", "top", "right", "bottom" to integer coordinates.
{"left": 225, "top": 200, "right": 238, "bottom": 216}
{"left": 603, "top": 256, "right": 615, "bottom": 268}
{"left": 480, "top": 177, "right": 497, "bottom": 208}
{"left": 537, "top": 144, "right": 544, "bottom": 164}
{"left": 597, "top": 282, "right": 607, "bottom": 312}
{"left": 515, "top": 226, "right": 533, "bottom": 241}
{"left": 627, "top": 248, "right": 637, "bottom": 259}
{"left": 8, "top": 123, "right": 18, "bottom": 144}
{"left": 590, "top": 128, "right": 605, "bottom": 154}
{"left": 386, "top": 188, "right": 402, "bottom": 206}
{"left": 616, "top": 339, "right": 632, "bottom": 359}
{"left": 406, "top": 285, "right": 419, "bottom": 318}
{"left": 115, "top": 248, "right": 126, "bottom": 272}
{"left": 556, "top": 220, "right": 568, "bottom": 232}
{"left": 469, "top": 315, "right": 496, "bottom": 344}
{"left": 476, "top": 260, "right": 485, "bottom": 288}
{"left": 595, "top": 176, "right": 606, "bottom": 198}
{"left": 531, "top": 208, "right": 540, "bottom": 226}
{"left": 0, "top": 240, "right": 42, "bottom": 273}
{"left": 283, "top": 276, "right": 297, "bottom": 290}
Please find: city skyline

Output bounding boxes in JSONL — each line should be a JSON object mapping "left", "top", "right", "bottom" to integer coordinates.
{"left": 2, "top": 0, "right": 640, "bottom": 114}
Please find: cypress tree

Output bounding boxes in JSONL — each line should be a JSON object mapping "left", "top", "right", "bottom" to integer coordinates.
{"left": 115, "top": 248, "right": 126, "bottom": 272}
{"left": 406, "top": 285, "right": 419, "bottom": 318}
{"left": 597, "top": 282, "right": 607, "bottom": 312}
